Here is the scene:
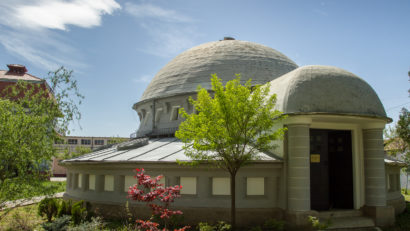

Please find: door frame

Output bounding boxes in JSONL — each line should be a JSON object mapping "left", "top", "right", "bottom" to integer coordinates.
{"left": 309, "top": 122, "right": 363, "bottom": 210}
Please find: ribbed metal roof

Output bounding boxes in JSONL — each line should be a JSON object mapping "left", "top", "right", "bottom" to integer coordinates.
{"left": 62, "top": 137, "right": 280, "bottom": 163}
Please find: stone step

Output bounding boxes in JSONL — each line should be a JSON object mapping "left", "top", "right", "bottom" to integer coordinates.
{"left": 325, "top": 216, "right": 376, "bottom": 230}
{"left": 317, "top": 210, "right": 363, "bottom": 220}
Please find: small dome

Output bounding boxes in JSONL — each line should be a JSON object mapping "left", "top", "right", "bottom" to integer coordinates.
{"left": 140, "top": 40, "right": 298, "bottom": 101}
{"left": 268, "top": 65, "right": 387, "bottom": 118}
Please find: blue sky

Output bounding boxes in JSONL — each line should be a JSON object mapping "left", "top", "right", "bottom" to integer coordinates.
{"left": 0, "top": 0, "right": 409, "bottom": 137}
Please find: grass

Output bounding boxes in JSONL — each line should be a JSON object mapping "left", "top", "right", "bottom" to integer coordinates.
{"left": 401, "top": 189, "right": 410, "bottom": 202}
{"left": 5, "top": 180, "right": 66, "bottom": 201}
{"left": 0, "top": 203, "right": 46, "bottom": 230}
{"left": 0, "top": 180, "right": 66, "bottom": 230}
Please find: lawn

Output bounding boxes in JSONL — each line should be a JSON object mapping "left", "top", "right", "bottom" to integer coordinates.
{"left": 0, "top": 203, "right": 45, "bottom": 230}
{"left": 0, "top": 180, "right": 66, "bottom": 230}
{"left": 4, "top": 180, "right": 66, "bottom": 201}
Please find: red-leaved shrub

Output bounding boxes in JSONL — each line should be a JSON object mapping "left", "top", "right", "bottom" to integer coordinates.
{"left": 128, "top": 168, "right": 190, "bottom": 231}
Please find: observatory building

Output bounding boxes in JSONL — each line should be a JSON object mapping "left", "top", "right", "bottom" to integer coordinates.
{"left": 62, "top": 39, "right": 405, "bottom": 228}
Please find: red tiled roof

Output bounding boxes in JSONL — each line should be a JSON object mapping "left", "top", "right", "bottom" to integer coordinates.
{"left": 0, "top": 70, "right": 44, "bottom": 82}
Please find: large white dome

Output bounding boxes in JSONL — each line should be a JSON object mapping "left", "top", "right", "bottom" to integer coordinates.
{"left": 140, "top": 39, "right": 298, "bottom": 102}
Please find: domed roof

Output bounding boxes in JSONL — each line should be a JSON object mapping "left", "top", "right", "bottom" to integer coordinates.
{"left": 140, "top": 40, "right": 298, "bottom": 102}
{"left": 268, "top": 65, "right": 387, "bottom": 118}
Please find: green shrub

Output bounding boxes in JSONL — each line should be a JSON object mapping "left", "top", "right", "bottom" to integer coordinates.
{"left": 38, "top": 198, "right": 59, "bottom": 222}
{"left": 42, "top": 215, "right": 71, "bottom": 231}
{"left": 71, "top": 201, "right": 87, "bottom": 225}
{"left": 6, "top": 210, "right": 35, "bottom": 231}
{"left": 308, "top": 216, "right": 330, "bottom": 230}
{"left": 57, "top": 200, "right": 73, "bottom": 217}
{"left": 198, "top": 222, "right": 215, "bottom": 231}
{"left": 67, "top": 216, "right": 105, "bottom": 231}
{"left": 395, "top": 202, "right": 410, "bottom": 230}
{"left": 215, "top": 221, "right": 231, "bottom": 231}
{"left": 263, "top": 218, "right": 285, "bottom": 231}
{"left": 198, "top": 221, "right": 231, "bottom": 231}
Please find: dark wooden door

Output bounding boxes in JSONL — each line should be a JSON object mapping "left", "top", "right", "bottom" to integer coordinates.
{"left": 310, "top": 129, "right": 353, "bottom": 211}
{"left": 328, "top": 130, "right": 353, "bottom": 209}
{"left": 310, "top": 130, "right": 329, "bottom": 210}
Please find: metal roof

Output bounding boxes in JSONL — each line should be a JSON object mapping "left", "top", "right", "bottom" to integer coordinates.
{"left": 384, "top": 155, "right": 407, "bottom": 167}
{"left": 62, "top": 137, "right": 281, "bottom": 164}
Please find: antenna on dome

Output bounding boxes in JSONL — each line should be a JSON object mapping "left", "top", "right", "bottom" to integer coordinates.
{"left": 222, "top": 37, "right": 235, "bottom": 41}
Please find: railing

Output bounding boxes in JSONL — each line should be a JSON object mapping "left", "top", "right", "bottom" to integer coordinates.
{"left": 130, "top": 127, "right": 179, "bottom": 139}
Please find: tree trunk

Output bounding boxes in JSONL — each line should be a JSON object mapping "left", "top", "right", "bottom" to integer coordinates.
{"left": 230, "top": 171, "right": 237, "bottom": 231}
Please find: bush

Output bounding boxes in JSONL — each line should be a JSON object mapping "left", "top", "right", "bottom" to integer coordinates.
{"left": 215, "top": 221, "right": 231, "bottom": 231}
{"left": 42, "top": 215, "right": 71, "bottom": 231}
{"left": 308, "top": 216, "right": 330, "bottom": 230}
{"left": 263, "top": 218, "right": 285, "bottom": 231}
{"left": 38, "top": 198, "right": 59, "bottom": 222}
{"left": 395, "top": 202, "right": 410, "bottom": 230}
{"left": 67, "top": 216, "right": 105, "bottom": 231}
{"left": 198, "top": 221, "right": 231, "bottom": 231}
{"left": 71, "top": 201, "right": 87, "bottom": 225}
{"left": 198, "top": 222, "right": 215, "bottom": 231}
{"left": 6, "top": 210, "right": 35, "bottom": 231}
{"left": 57, "top": 200, "right": 73, "bottom": 217}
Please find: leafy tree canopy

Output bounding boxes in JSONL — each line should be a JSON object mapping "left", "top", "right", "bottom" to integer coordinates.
{"left": 176, "top": 74, "right": 285, "bottom": 172}
{"left": 175, "top": 74, "right": 286, "bottom": 229}
{"left": 0, "top": 67, "right": 83, "bottom": 207}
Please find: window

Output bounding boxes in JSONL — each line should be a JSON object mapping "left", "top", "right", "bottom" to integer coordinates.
{"left": 388, "top": 174, "right": 395, "bottom": 192}
{"left": 68, "top": 173, "right": 73, "bottom": 188}
{"left": 212, "top": 177, "right": 230, "bottom": 195}
{"left": 94, "top": 140, "right": 104, "bottom": 145}
{"left": 180, "top": 177, "right": 196, "bottom": 195}
{"left": 104, "top": 175, "right": 114, "bottom": 191}
{"left": 81, "top": 139, "right": 91, "bottom": 145}
{"left": 124, "top": 175, "right": 137, "bottom": 192}
{"left": 68, "top": 139, "right": 78, "bottom": 145}
{"left": 158, "top": 177, "right": 166, "bottom": 187}
{"left": 78, "top": 174, "right": 83, "bottom": 188}
{"left": 247, "top": 177, "right": 265, "bottom": 196}
{"left": 170, "top": 106, "right": 180, "bottom": 121}
{"left": 89, "top": 175, "right": 95, "bottom": 190}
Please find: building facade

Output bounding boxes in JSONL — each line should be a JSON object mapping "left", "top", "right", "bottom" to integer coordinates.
{"left": 61, "top": 39, "right": 405, "bottom": 228}
{"left": 53, "top": 136, "right": 129, "bottom": 176}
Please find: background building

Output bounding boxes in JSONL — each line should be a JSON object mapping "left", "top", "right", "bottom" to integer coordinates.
{"left": 53, "top": 136, "right": 129, "bottom": 176}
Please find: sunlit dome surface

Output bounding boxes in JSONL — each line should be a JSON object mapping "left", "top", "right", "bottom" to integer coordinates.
{"left": 268, "top": 65, "right": 387, "bottom": 118}
{"left": 140, "top": 39, "right": 298, "bottom": 101}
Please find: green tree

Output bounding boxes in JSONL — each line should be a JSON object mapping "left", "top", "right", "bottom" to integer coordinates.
{"left": 175, "top": 75, "right": 286, "bottom": 230}
{"left": 0, "top": 67, "right": 83, "bottom": 212}
{"left": 385, "top": 108, "right": 410, "bottom": 193}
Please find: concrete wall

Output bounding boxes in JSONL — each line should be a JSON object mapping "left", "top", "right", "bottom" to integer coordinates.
{"left": 135, "top": 94, "right": 195, "bottom": 136}
{"left": 386, "top": 165, "right": 406, "bottom": 215}
{"left": 64, "top": 162, "right": 284, "bottom": 226}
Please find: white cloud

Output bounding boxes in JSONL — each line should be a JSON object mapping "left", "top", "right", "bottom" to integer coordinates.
{"left": 125, "top": 2, "right": 199, "bottom": 58}
{"left": 9, "top": 0, "right": 121, "bottom": 30}
{"left": 0, "top": 28, "right": 86, "bottom": 71}
{"left": 125, "top": 2, "right": 191, "bottom": 23}
{"left": 0, "top": 0, "right": 120, "bottom": 70}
